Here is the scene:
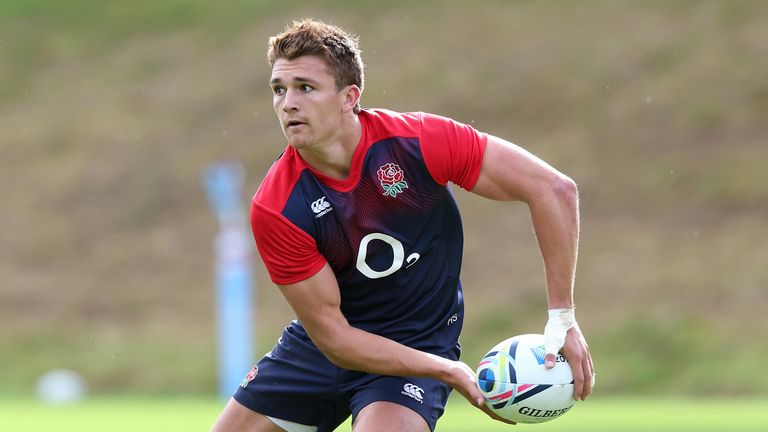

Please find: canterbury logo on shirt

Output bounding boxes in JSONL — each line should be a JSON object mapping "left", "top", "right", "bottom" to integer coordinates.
{"left": 401, "top": 383, "right": 424, "bottom": 403}
{"left": 311, "top": 196, "right": 332, "bottom": 218}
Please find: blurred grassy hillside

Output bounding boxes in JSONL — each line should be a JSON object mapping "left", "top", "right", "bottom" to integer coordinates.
{"left": 2, "top": 0, "right": 766, "bottom": 396}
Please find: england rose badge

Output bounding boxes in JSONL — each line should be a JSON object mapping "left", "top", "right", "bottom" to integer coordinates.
{"left": 378, "top": 163, "right": 408, "bottom": 197}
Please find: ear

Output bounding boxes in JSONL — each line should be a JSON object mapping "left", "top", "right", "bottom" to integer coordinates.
{"left": 340, "top": 85, "right": 361, "bottom": 113}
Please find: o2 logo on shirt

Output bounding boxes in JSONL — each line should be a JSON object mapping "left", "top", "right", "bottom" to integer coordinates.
{"left": 356, "top": 233, "right": 420, "bottom": 279}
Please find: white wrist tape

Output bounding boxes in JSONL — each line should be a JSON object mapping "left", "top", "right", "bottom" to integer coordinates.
{"left": 544, "top": 307, "right": 576, "bottom": 356}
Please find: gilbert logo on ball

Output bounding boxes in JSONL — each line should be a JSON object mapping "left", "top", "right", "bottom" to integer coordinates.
{"left": 476, "top": 334, "right": 575, "bottom": 424}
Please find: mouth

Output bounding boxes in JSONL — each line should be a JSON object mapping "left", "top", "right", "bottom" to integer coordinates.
{"left": 285, "top": 120, "right": 306, "bottom": 129}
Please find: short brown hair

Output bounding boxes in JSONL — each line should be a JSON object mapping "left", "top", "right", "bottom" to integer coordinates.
{"left": 268, "top": 19, "right": 364, "bottom": 113}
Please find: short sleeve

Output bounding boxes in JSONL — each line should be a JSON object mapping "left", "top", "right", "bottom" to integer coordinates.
{"left": 419, "top": 112, "right": 488, "bottom": 190}
{"left": 250, "top": 201, "right": 327, "bottom": 285}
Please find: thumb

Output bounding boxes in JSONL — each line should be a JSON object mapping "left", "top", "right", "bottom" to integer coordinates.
{"left": 543, "top": 308, "right": 575, "bottom": 370}
{"left": 544, "top": 353, "right": 556, "bottom": 369}
{"left": 543, "top": 335, "right": 565, "bottom": 369}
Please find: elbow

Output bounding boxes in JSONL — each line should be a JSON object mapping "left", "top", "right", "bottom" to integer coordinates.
{"left": 553, "top": 174, "right": 578, "bottom": 204}
{"left": 319, "top": 343, "right": 346, "bottom": 367}
{"left": 529, "top": 173, "right": 578, "bottom": 209}
{"left": 311, "top": 329, "right": 356, "bottom": 369}
{"left": 322, "top": 345, "right": 358, "bottom": 370}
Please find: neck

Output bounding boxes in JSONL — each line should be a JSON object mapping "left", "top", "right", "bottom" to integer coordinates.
{"left": 298, "top": 113, "right": 362, "bottom": 180}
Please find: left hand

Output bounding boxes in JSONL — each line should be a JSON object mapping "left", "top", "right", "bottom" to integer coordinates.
{"left": 442, "top": 360, "right": 517, "bottom": 425}
{"left": 545, "top": 323, "right": 594, "bottom": 401}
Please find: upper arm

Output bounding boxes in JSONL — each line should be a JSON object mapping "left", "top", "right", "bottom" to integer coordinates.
{"left": 419, "top": 112, "right": 487, "bottom": 190}
{"left": 251, "top": 201, "right": 327, "bottom": 285}
{"left": 277, "top": 263, "right": 349, "bottom": 352}
{"left": 470, "top": 134, "right": 572, "bottom": 202}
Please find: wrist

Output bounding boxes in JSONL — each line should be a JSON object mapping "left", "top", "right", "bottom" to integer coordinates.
{"left": 547, "top": 306, "right": 576, "bottom": 330}
{"left": 426, "top": 353, "right": 455, "bottom": 383}
{"left": 547, "top": 300, "right": 574, "bottom": 309}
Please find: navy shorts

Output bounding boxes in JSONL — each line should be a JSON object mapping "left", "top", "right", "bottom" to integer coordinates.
{"left": 233, "top": 325, "right": 460, "bottom": 432}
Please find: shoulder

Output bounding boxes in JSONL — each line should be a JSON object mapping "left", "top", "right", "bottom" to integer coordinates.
{"left": 252, "top": 147, "right": 305, "bottom": 214}
{"left": 360, "top": 108, "right": 467, "bottom": 141}
{"left": 359, "top": 108, "right": 423, "bottom": 141}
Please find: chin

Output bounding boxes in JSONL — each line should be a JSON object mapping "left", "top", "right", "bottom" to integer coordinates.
{"left": 287, "top": 136, "right": 313, "bottom": 150}
{"left": 285, "top": 128, "right": 322, "bottom": 150}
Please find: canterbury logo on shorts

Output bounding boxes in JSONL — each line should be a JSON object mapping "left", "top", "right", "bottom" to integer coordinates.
{"left": 401, "top": 383, "right": 424, "bottom": 403}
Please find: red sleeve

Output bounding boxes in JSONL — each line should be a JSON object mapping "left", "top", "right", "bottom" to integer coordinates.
{"left": 250, "top": 200, "right": 327, "bottom": 285}
{"left": 419, "top": 112, "right": 488, "bottom": 190}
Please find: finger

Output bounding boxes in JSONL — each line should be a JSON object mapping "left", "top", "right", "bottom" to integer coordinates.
{"left": 459, "top": 384, "right": 484, "bottom": 408}
{"left": 578, "top": 340, "right": 594, "bottom": 399}
{"left": 459, "top": 374, "right": 485, "bottom": 407}
{"left": 462, "top": 365, "right": 485, "bottom": 407}
{"left": 570, "top": 357, "right": 585, "bottom": 401}
{"left": 544, "top": 342, "right": 565, "bottom": 367}
{"left": 581, "top": 356, "right": 592, "bottom": 400}
{"left": 473, "top": 388, "right": 485, "bottom": 407}
{"left": 481, "top": 405, "right": 517, "bottom": 425}
{"left": 544, "top": 353, "right": 556, "bottom": 369}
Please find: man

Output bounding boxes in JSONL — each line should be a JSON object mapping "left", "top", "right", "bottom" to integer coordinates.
{"left": 212, "top": 18, "right": 593, "bottom": 432}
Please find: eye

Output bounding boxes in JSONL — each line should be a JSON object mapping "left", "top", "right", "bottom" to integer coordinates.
{"left": 299, "top": 84, "right": 313, "bottom": 93}
{"left": 272, "top": 86, "right": 286, "bottom": 96}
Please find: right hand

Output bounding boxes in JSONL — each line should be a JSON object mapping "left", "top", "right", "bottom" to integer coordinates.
{"left": 444, "top": 360, "right": 517, "bottom": 425}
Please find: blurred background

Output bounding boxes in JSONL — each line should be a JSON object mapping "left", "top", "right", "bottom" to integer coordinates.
{"left": 2, "top": 0, "right": 767, "bottom": 405}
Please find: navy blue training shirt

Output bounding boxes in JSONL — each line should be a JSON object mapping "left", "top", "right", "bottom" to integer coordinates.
{"left": 251, "top": 108, "right": 487, "bottom": 352}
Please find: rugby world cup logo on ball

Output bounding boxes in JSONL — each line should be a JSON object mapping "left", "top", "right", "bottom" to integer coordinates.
{"left": 476, "top": 334, "right": 575, "bottom": 424}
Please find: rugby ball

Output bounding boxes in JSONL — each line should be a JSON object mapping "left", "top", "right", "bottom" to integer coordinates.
{"left": 476, "top": 334, "right": 574, "bottom": 423}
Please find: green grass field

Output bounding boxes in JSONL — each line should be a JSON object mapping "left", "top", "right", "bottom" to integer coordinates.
{"left": 1, "top": 396, "right": 766, "bottom": 432}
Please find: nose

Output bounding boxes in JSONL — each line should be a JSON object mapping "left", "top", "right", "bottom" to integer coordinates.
{"left": 281, "top": 88, "right": 299, "bottom": 113}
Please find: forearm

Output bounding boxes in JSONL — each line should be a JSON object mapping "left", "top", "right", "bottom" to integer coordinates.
{"left": 470, "top": 136, "right": 579, "bottom": 308}
{"left": 528, "top": 175, "right": 579, "bottom": 309}
{"left": 312, "top": 320, "right": 453, "bottom": 381}
{"left": 304, "top": 313, "right": 484, "bottom": 408}
{"left": 278, "top": 265, "right": 466, "bottom": 388}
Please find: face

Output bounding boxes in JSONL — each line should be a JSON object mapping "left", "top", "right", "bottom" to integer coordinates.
{"left": 270, "top": 56, "right": 351, "bottom": 150}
